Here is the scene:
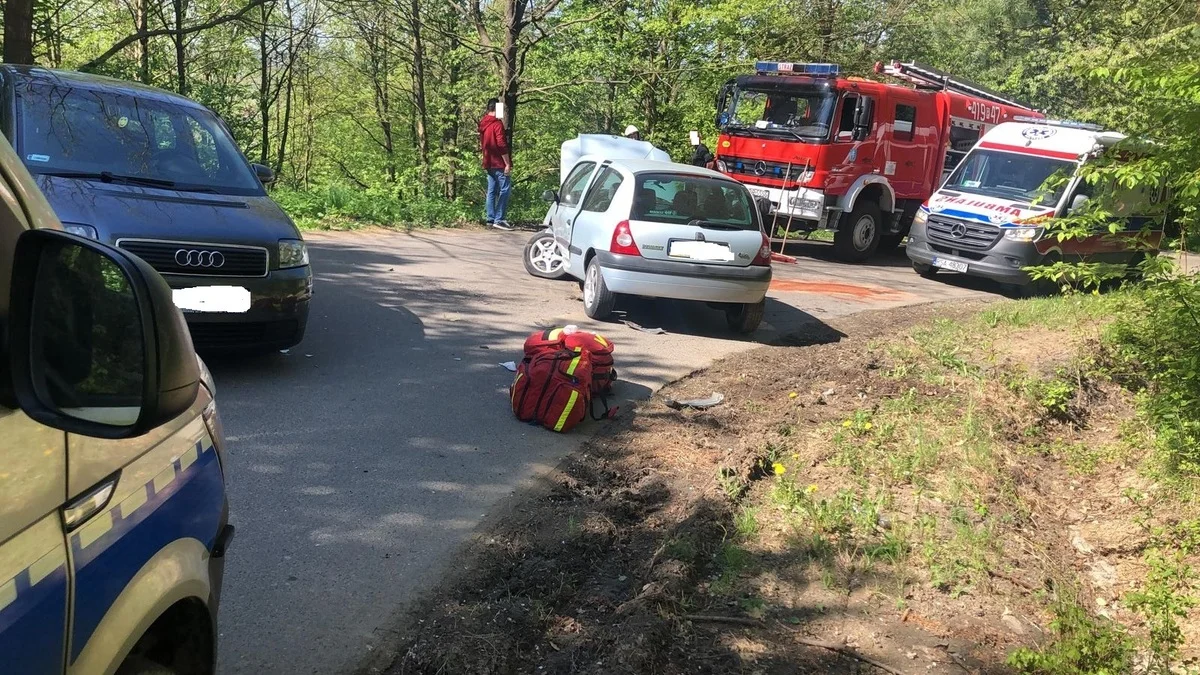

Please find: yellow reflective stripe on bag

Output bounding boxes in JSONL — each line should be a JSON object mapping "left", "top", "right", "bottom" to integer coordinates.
{"left": 554, "top": 390, "right": 580, "bottom": 431}
{"left": 566, "top": 355, "right": 582, "bottom": 376}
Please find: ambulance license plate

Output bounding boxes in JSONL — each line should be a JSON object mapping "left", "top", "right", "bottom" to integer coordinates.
{"left": 931, "top": 257, "right": 968, "bottom": 273}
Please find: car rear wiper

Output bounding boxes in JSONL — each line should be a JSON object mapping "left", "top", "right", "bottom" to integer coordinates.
{"left": 37, "top": 170, "right": 177, "bottom": 189}
{"left": 688, "top": 220, "right": 744, "bottom": 231}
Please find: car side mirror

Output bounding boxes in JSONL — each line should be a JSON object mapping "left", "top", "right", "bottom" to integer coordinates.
{"left": 541, "top": 189, "right": 559, "bottom": 203}
{"left": 7, "top": 229, "right": 200, "bottom": 439}
{"left": 853, "top": 98, "right": 874, "bottom": 141}
{"left": 252, "top": 163, "right": 276, "bottom": 186}
{"left": 1070, "top": 193, "right": 1091, "bottom": 214}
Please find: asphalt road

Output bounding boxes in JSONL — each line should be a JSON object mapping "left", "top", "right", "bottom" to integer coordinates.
{"left": 209, "top": 229, "right": 994, "bottom": 674}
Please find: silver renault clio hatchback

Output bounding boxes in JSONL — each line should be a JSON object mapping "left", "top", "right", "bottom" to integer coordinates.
{"left": 542, "top": 158, "right": 772, "bottom": 333}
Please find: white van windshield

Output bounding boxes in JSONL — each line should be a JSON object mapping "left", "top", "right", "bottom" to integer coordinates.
{"left": 944, "top": 149, "right": 1075, "bottom": 206}
{"left": 19, "top": 83, "right": 263, "bottom": 196}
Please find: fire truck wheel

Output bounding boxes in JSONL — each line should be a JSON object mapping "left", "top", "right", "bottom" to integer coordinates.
{"left": 834, "top": 201, "right": 882, "bottom": 262}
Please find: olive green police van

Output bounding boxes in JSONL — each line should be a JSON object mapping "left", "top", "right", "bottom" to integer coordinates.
{"left": 0, "top": 116, "right": 232, "bottom": 672}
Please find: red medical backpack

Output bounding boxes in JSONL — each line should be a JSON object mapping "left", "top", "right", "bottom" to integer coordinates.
{"left": 510, "top": 349, "right": 593, "bottom": 433}
{"left": 523, "top": 327, "right": 616, "bottom": 395}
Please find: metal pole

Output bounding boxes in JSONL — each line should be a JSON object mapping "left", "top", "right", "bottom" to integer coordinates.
{"left": 779, "top": 162, "right": 796, "bottom": 255}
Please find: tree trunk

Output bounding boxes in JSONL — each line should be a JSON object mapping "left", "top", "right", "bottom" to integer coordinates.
{"left": 4, "top": 0, "right": 34, "bottom": 64}
{"left": 172, "top": 0, "right": 188, "bottom": 95}
{"left": 498, "top": 0, "right": 524, "bottom": 147}
{"left": 137, "top": 0, "right": 149, "bottom": 82}
{"left": 441, "top": 23, "right": 461, "bottom": 200}
{"left": 275, "top": 0, "right": 295, "bottom": 175}
{"left": 410, "top": 0, "right": 430, "bottom": 184}
{"left": 258, "top": 1, "right": 273, "bottom": 165}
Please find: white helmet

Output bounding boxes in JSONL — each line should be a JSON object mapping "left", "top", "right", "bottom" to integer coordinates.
{"left": 624, "top": 125, "right": 639, "bottom": 137}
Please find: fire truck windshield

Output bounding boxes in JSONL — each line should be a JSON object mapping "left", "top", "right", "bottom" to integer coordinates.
{"left": 723, "top": 86, "right": 836, "bottom": 141}
{"left": 944, "top": 149, "right": 1077, "bottom": 206}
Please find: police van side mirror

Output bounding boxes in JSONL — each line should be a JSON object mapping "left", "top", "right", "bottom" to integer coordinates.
{"left": 7, "top": 230, "right": 200, "bottom": 439}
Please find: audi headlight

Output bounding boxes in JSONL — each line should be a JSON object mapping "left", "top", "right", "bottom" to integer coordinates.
{"left": 279, "top": 239, "right": 309, "bottom": 268}
{"left": 913, "top": 210, "right": 929, "bottom": 226}
{"left": 1003, "top": 227, "right": 1042, "bottom": 242}
{"left": 63, "top": 223, "right": 98, "bottom": 239}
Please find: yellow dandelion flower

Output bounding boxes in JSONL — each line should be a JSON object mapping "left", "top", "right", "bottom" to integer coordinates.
{"left": 842, "top": 420, "right": 852, "bottom": 428}
{"left": 772, "top": 462, "right": 786, "bottom": 475}
{"left": 864, "top": 422, "right": 873, "bottom": 430}
{"left": 788, "top": 392, "right": 798, "bottom": 399}
{"left": 805, "top": 484, "right": 819, "bottom": 494}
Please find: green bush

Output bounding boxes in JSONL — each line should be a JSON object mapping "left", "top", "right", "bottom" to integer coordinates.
{"left": 272, "top": 185, "right": 481, "bottom": 230}
{"left": 1007, "top": 600, "right": 1134, "bottom": 674}
{"left": 1105, "top": 274, "right": 1200, "bottom": 473}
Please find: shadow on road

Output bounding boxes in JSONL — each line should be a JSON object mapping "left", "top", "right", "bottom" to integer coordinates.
{"left": 205, "top": 232, "right": 848, "bottom": 673}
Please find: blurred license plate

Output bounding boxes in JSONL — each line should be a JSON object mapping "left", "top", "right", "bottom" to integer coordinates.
{"left": 669, "top": 240, "right": 734, "bottom": 262}
{"left": 172, "top": 286, "right": 252, "bottom": 313}
{"left": 749, "top": 188, "right": 769, "bottom": 200}
{"left": 931, "top": 257, "right": 968, "bottom": 273}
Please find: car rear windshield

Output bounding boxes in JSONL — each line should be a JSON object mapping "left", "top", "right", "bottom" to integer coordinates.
{"left": 17, "top": 83, "right": 263, "bottom": 196}
{"left": 631, "top": 173, "right": 756, "bottom": 230}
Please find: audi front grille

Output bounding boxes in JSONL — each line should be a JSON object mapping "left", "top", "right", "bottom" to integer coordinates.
{"left": 117, "top": 239, "right": 269, "bottom": 277}
{"left": 926, "top": 216, "right": 1002, "bottom": 252}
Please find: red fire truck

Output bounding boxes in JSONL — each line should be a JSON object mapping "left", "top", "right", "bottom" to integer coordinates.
{"left": 713, "top": 61, "right": 1043, "bottom": 262}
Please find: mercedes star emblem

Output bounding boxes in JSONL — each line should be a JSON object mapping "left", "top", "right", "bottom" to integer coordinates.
{"left": 949, "top": 223, "right": 969, "bottom": 239}
{"left": 753, "top": 161, "right": 767, "bottom": 176}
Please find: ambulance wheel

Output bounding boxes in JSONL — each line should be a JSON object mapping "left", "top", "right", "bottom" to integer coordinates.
{"left": 834, "top": 201, "right": 882, "bottom": 262}
{"left": 726, "top": 299, "right": 765, "bottom": 334}
{"left": 912, "top": 261, "right": 937, "bottom": 279}
{"left": 583, "top": 258, "right": 616, "bottom": 319}
{"left": 524, "top": 231, "right": 569, "bottom": 279}
{"left": 116, "top": 656, "right": 176, "bottom": 675}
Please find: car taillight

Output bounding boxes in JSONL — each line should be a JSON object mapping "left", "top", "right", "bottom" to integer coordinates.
{"left": 751, "top": 231, "right": 772, "bottom": 266}
{"left": 610, "top": 220, "right": 640, "bottom": 256}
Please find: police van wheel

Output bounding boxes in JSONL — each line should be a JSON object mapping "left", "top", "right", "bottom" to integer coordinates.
{"left": 834, "top": 202, "right": 882, "bottom": 263}
{"left": 116, "top": 656, "right": 176, "bottom": 675}
{"left": 912, "top": 261, "right": 937, "bottom": 279}
{"left": 583, "top": 258, "right": 616, "bottom": 319}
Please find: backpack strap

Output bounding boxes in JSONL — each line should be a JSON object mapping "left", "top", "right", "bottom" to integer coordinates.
{"left": 590, "top": 395, "right": 618, "bottom": 420}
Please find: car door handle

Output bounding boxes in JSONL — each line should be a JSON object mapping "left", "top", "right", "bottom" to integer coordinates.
{"left": 567, "top": 219, "right": 573, "bottom": 226}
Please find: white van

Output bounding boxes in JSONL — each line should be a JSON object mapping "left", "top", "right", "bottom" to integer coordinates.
{"left": 906, "top": 119, "right": 1164, "bottom": 287}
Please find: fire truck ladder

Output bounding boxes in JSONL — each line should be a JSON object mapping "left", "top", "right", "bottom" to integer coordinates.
{"left": 881, "top": 61, "right": 1034, "bottom": 110}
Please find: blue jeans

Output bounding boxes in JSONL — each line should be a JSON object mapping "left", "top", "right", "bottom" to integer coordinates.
{"left": 486, "top": 168, "right": 512, "bottom": 223}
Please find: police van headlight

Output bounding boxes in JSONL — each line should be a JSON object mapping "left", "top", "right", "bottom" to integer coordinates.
{"left": 1003, "top": 227, "right": 1043, "bottom": 242}
{"left": 913, "top": 210, "right": 929, "bottom": 226}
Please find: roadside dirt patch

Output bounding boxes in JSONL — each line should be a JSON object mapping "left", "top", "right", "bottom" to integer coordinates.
{"left": 769, "top": 278, "right": 914, "bottom": 301}
{"left": 364, "top": 297, "right": 1194, "bottom": 675}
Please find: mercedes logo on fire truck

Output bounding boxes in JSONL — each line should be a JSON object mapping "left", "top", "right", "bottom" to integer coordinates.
{"left": 175, "top": 249, "right": 226, "bottom": 268}
{"left": 753, "top": 161, "right": 767, "bottom": 176}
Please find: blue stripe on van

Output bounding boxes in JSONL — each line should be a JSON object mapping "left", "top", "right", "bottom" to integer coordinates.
{"left": 69, "top": 441, "right": 224, "bottom": 662}
{"left": 0, "top": 564, "right": 68, "bottom": 674}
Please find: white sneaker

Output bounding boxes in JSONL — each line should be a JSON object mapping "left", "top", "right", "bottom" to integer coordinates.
{"left": 491, "top": 221, "right": 514, "bottom": 231}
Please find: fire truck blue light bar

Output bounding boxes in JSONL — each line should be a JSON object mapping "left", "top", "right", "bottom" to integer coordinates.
{"left": 755, "top": 61, "right": 840, "bottom": 76}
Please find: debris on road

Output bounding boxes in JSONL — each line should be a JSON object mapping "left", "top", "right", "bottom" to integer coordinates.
{"left": 499, "top": 361, "right": 518, "bottom": 371}
{"left": 621, "top": 319, "right": 666, "bottom": 334}
{"left": 770, "top": 252, "right": 798, "bottom": 264}
{"left": 663, "top": 392, "right": 724, "bottom": 410}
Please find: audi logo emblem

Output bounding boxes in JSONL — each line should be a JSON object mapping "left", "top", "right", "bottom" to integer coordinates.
{"left": 175, "top": 249, "right": 226, "bottom": 268}
{"left": 949, "top": 223, "right": 969, "bottom": 239}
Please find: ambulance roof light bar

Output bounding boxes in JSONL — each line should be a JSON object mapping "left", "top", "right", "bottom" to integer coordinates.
{"left": 1012, "top": 115, "right": 1104, "bottom": 131}
{"left": 755, "top": 61, "right": 840, "bottom": 76}
{"left": 879, "top": 61, "right": 1033, "bottom": 110}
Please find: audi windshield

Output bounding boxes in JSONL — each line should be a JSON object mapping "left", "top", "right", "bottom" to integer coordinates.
{"left": 944, "top": 149, "right": 1077, "bottom": 206}
{"left": 722, "top": 86, "right": 836, "bottom": 141}
{"left": 17, "top": 83, "right": 264, "bottom": 196}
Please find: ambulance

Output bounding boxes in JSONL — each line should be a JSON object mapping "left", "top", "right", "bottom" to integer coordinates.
{"left": 906, "top": 119, "right": 1164, "bottom": 287}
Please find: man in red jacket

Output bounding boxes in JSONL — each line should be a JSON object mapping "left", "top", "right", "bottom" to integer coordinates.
{"left": 479, "top": 98, "right": 513, "bottom": 229}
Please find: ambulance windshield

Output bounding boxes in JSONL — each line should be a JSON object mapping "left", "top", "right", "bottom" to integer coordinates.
{"left": 724, "top": 86, "right": 836, "bottom": 141}
{"left": 944, "top": 149, "right": 1076, "bottom": 206}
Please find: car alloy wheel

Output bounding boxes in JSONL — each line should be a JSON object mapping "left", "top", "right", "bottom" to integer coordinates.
{"left": 529, "top": 237, "right": 565, "bottom": 274}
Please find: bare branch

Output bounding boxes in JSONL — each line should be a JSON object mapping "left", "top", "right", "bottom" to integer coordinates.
{"left": 81, "top": 0, "right": 275, "bottom": 70}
